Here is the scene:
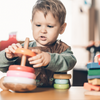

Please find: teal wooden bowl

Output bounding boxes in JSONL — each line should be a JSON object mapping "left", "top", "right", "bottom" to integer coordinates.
{"left": 54, "top": 79, "right": 68, "bottom": 84}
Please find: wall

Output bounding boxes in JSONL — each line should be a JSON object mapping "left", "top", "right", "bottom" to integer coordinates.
{"left": 71, "top": 0, "right": 91, "bottom": 69}
{"left": 94, "top": 0, "right": 100, "bottom": 43}
{"left": 71, "top": 0, "right": 100, "bottom": 69}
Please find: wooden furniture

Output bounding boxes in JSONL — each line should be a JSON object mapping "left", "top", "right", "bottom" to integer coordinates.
{"left": 1, "top": 86, "right": 100, "bottom": 100}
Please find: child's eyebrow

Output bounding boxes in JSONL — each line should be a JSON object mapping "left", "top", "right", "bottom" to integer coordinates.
{"left": 33, "top": 21, "right": 41, "bottom": 24}
{"left": 47, "top": 22, "right": 56, "bottom": 25}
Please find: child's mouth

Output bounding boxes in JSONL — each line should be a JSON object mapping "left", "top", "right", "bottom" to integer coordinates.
{"left": 40, "top": 36, "right": 47, "bottom": 41}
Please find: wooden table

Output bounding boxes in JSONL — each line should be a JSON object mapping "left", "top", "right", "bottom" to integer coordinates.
{"left": 0, "top": 86, "right": 100, "bottom": 100}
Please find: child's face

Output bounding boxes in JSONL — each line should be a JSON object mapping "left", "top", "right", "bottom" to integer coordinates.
{"left": 31, "top": 11, "right": 64, "bottom": 47}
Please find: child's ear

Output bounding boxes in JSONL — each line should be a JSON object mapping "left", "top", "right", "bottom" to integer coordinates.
{"left": 59, "top": 23, "right": 67, "bottom": 34}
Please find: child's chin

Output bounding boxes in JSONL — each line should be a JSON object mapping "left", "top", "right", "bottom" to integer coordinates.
{"left": 39, "top": 42, "right": 48, "bottom": 46}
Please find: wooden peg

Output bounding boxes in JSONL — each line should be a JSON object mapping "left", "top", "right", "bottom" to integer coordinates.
{"left": 21, "top": 38, "right": 29, "bottom": 66}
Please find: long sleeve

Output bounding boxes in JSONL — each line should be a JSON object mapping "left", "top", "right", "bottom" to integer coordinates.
{"left": 0, "top": 50, "right": 18, "bottom": 68}
{"left": 45, "top": 48, "right": 77, "bottom": 72}
{"left": 0, "top": 41, "right": 77, "bottom": 72}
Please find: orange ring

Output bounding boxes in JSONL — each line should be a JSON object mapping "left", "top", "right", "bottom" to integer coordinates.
{"left": 15, "top": 48, "right": 36, "bottom": 57}
{"left": 9, "top": 65, "right": 35, "bottom": 73}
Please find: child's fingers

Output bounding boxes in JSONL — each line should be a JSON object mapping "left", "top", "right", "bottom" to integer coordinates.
{"left": 7, "top": 45, "right": 15, "bottom": 53}
{"left": 33, "top": 63, "right": 43, "bottom": 68}
{"left": 5, "top": 43, "right": 22, "bottom": 58}
{"left": 5, "top": 48, "right": 11, "bottom": 53}
{"left": 11, "top": 43, "right": 22, "bottom": 50}
{"left": 28, "top": 54, "right": 44, "bottom": 68}
{"left": 16, "top": 43, "right": 22, "bottom": 48}
{"left": 32, "top": 49, "right": 42, "bottom": 54}
{"left": 29, "top": 58, "right": 43, "bottom": 65}
{"left": 11, "top": 43, "right": 18, "bottom": 50}
{"left": 6, "top": 43, "right": 22, "bottom": 53}
{"left": 28, "top": 53, "right": 42, "bottom": 61}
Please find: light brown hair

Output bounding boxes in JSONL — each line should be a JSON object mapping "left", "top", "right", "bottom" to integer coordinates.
{"left": 32, "top": 0, "right": 66, "bottom": 25}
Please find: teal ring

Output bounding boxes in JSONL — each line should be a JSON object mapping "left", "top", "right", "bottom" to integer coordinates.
{"left": 55, "top": 79, "right": 68, "bottom": 84}
{"left": 54, "top": 84, "right": 69, "bottom": 89}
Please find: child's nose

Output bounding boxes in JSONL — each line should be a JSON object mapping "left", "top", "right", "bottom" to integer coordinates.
{"left": 41, "top": 26, "right": 47, "bottom": 34}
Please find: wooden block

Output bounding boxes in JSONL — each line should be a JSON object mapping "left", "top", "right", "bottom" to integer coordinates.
{"left": 88, "top": 75, "right": 100, "bottom": 79}
{"left": 84, "top": 82, "right": 100, "bottom": 91}
{"left": 88, "top": 69, "right": 100, "bottom": 76}
{"left": 53, "top": 74, "right": 71, "bottom": 79}
{"left": 87, "top": 62, "right": 100, "bottom": 69}
{"left": 88, "top": 79, "right": 100, "bottom": 85}
{"left": 85, "top": 91, "right": 100, "bottom": 96}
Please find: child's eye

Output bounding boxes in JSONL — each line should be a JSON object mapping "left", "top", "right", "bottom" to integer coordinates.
{"left": 47, "top": 25, "right": 54, "bottom": 28}
{"left": 36, "top": 24, "right": 41, "bottom": 27}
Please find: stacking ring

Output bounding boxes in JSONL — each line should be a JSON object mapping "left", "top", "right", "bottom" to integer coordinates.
{"left": 3, "top": 76, "right": 36, "bottom": 85}
{"left": 54, "top": 84, "right": 69, "bottom": 89}
{"left": 53, "top": 74, "right": 71, "bottom": 79}
{"left": 7, "top": 70, "right": 36, "bottom": 79}
{"left": 3, "top": 76, "right": 36, "bottom": 92}
{"left": 9, "top": 65, "right": 35, "bottom": 73}
{"left": 15, "top": 48, "right": 36, "bottom": 57}
{"left": 54, "top": 79, "right": 68, "bottom": 84}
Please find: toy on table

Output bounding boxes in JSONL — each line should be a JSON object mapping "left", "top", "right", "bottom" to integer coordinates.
{"left": 53, "top": 74, "right": 71, "bottom": 89}
{"left": 2, "top": 38, "right": 37, "bottom": 92}
{"left": 73, "top": 41, "right": 100, "bottom": 62}
{"left": 0, "top": 32, "right": 18, "bottom": 51}
{"left": 84, "top": 54, "right": 100, "bottom": 95}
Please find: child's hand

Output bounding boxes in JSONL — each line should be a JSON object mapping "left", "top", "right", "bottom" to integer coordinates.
{"left": 28, "top": 49, "right": 51, "bottom": 68}
{"left": 5, "top": 43, "right": 22, "bottom": 59}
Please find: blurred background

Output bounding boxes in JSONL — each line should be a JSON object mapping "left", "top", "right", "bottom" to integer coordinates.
{"left": 0, "top": 0, "right": 100, "bottom": 86}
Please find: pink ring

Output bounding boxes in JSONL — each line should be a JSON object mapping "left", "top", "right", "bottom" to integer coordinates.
{"left": 7, "top": 70, "right": 36, "bottom": 79}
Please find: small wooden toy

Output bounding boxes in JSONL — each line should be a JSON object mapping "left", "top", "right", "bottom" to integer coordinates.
{"left": 7, "top": 70, "right": 36, "bottom": 79}
{"left": 84, "top": 54, "right": 100, "bottom": 95}
{"left": 84, "top": 82, "right": 100, "bottom": 91}
{"left": 54, "top": 84, "right": 69, "bottom": 89}
{"left": 88, "top": 75, "right": 100, "bottom": 79}
{"left": 54, "top": 79, "right": 68, "bottom": 84}
{"left": 87, "top": 62, "right": 100, "bottom": 69}
{"left": 0, "top": 77, "right": 9, "bottom": 91}
{"left": 88, "top": 69, "right": 100, "bottom": 76}
{"left": 9, "top": 65, "right": 35, "bottom": 73}
{"left": 2, "top": 38, "right": 37, "bottom": 92}
{"left": 88, "top": 78, "right": 100, "bottom": 85}
{"left": 94, "top": 54, "right": 100, "bottom": 65}
{"left": 53, "top": 74, "right": 71, "bottom": 89}
{"left": 53, "top": 74, "right": 71, "bottom": 79}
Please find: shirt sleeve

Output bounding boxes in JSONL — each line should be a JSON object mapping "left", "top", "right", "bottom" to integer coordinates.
{"left": 45, "top": 48, "right": 77, "bottom": 72}
{"left": 0, "top": 50, "right": 18, "bottom": 67}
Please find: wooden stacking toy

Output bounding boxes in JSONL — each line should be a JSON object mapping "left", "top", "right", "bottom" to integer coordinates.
{"left": 84, "top": 54, "right": 100, "bottom": 95}
{"left": 2, "top": 38, "right": 37, "bottom": 92}
{"left": 53, "top": 74, "right": 71, "bottom": 89}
